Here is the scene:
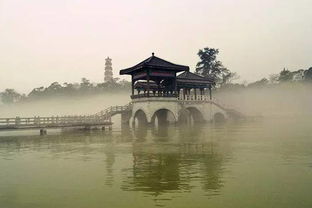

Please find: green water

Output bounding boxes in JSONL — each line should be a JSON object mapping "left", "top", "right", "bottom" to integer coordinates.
{"left": 0, "top": 117, "right": 312, "bottom": 208}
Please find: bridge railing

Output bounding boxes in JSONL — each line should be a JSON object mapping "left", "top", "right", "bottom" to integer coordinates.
{"left": 210, "top": 98, "right": 235, "bottom": 111}
{"left": 94, "top": 103, "right": 133, "bottom": 117}
{"left": 177, "top": 95, "right": 238, "bottom": 112}
{"left": 0, "top": 115, "right": 110, "bottom": 129}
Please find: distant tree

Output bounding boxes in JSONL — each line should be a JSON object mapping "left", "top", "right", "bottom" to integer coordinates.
{"left": 45, "top": 82, "right": 62, "bottom": 95}
{"left": 278, "top": 68, "right": 293, "bottom": 82}
{"left": 290, "top": 69, "right": 305, "bottom": 82}
{"left": 0, "top": 89, "right": 22, "bottom": 104}
{"left": 119, "top": 79, "right": 131, "bottom": 89}
{"left": 63, "top": 82, "right": 75, "bottom": 90}
{"left": 269, "top": 74, "right": 279, "bottom": 84}
{"left": 113, "top": 78, "right": 120, "bottom": 83}
{"left": 196, "top": 47, "right": 228, "bottom": 81}
{"left": 304, "top": 67, "right": 312, "bottom": 81}
{"left": 28, "top": 86, "right": 45, "bottom": 98}
{"left": 3, "top": 77, "right": 132, "bottom": 103}
{"left": 20, "top": 93, "right": 27, "bottom": 102}
{"left": 247, "top": 78, "right": 269, "bottom": 88}
{"left": 80, "top": 78, "right": 91, "bottom": 87}
{"left": 219, "top": 71, "right": 239, "bottom": 86}
{"left": 80, "top": 78, "right": 93, "bottom": 93}
{"left": 218, "top": 83, "right": 245, "bottom": 91}
{"left": 62, "top": 82, "right": 77, "bottom": 95}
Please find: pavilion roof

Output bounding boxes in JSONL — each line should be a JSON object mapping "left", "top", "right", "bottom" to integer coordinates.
{"left": 177, "top": 71, "right": 214, "bottom": 83}
{"left": 119, "top": 54, "right": 189, "bottom": 75}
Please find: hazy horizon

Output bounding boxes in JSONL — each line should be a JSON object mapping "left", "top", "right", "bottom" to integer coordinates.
{"left": 1, "top": 0, "right": 312, "bottom": 93}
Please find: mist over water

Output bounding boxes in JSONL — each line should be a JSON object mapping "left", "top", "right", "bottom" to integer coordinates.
{"left": 215, "top": 83, "right": 312, "bottom": 117}
{"left": 0, "top": 87, "right": 312, "bottom": 208}
{"left": 1, "top": 83, "right": 312, "bottom": 118}
{"left": 0, "top": 93, "right": 130, "bottom": 117}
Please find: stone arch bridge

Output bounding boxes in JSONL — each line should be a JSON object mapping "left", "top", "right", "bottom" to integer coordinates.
{"left": 130, "top": 95, "right": 244, "bottom": 126}
{"left": 0, "top": 96, "right": 243, "bottom": 134}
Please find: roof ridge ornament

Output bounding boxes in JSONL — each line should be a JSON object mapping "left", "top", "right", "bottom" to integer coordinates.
{"left": 152, "top": 52, "right": 155, "bottom": 56}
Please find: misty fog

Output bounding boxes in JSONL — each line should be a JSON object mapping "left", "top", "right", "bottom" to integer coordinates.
{"left": 1, "top": 83, "right": 311, "bottom": 120}
{"left": 0, "top": 93, "right": 130, "bottom": 117}
{"left": 215, "top": 83, "right": 312, "bottom": 117}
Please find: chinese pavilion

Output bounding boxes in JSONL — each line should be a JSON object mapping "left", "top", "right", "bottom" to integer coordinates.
{"left": 120, "top": 53, "right": 214, "bottom": 100}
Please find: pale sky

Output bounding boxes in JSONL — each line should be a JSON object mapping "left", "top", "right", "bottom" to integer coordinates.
{"left": 0, "top": 0, "right": 311, "bottom": 93}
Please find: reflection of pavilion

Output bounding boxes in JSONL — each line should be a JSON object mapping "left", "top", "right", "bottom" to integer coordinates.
{"left": 121, "top": 140, "right": 227, "bottom": 196}
{"left": 133, "top": 123, "right": 179, "bottom": 142}
{"left": 104, "top": 145, "right": 116, "bottom": 186}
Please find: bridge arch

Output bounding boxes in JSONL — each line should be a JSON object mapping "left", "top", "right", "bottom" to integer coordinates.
{"left": 178, "top": 107, "right": 205, "bottom": 124}
{"left": 151, "top": 108, "right": 176, "bottom": 126}
{"left": 186, "top": 107, "right": 205, "bottom": 123}
{"left": 178, "top": 108, "right": 191, "bottom": 124}
{"left": 133, "top": 109, "right": 148, "bottom": 126}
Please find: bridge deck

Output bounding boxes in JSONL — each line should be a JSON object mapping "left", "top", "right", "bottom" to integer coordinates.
{"left": 0, "top": 104, "right": 132, "bottom": 132}
{"left": 0, "top": 116, "right": 112, "bottom": 131}
{"left": 0, "top": 99, "right": 244, "bottom": 132}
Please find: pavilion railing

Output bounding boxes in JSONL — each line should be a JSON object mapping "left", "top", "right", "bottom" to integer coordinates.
{"left": 131, "top": 93, "right": 178, "bottom": 99}
{"left": 131, "top": 94, "right": 211, "bottom": 101}
{"left": 178, "top": 95, "right": 211, "bottom": 101}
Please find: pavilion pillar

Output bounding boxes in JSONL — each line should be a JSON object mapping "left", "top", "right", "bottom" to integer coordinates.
{"left": 131, "top": 77, "right": 134, "bottom": 96}
{"left": 194, "top": 88, "right": 197, "bottom": 99}
{"left": 209, "top": 86, "right": 212, "bottom": 100}
{"left": 174, "top": 74, "right": 177, "bottom": 96}
{"left": 157, "top": 81, "right": 161, "bottom": 96}
{"left": 147, "top": 70, "right": 150, "bottom": 97}
{"left": 200, "top": 88, "right": 203, "bottom": 100}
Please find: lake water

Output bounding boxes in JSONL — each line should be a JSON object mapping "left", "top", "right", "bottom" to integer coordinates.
{"left": 0, "top": 117, "right": 312, "bottom": 208}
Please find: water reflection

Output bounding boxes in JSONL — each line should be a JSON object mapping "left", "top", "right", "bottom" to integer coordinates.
{"left": 104, "top": 144, "right": 115, "bottom": 186}
{"left": 120, "top": 143, "right": 226, "bottom": 196}
{"left": 1, "top": 117, "right": 312, "bottom": 208}
{"left": 0, "top": 124, "right": 231, "bottom": 207}
{"left": 122, "top": 124, "right": 228, "bottom": 197}
{"left": 133, "top": 126, "right": 148, "bottom": 142}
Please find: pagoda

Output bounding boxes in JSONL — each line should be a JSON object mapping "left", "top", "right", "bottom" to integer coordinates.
{"left": 104, "top": 57, "right": 113, "bottom": 82}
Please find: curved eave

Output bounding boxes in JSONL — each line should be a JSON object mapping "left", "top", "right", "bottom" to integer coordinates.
{"left": 177, "top": 79, "right": 214, "bottom": 84}
{"left": 120, "top": 65, "right": 189, "bottom": 75}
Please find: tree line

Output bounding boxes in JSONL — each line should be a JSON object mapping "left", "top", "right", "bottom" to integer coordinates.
{"left": 195, "top": 47, "right": 312, "bottom": 90}
{"left": 0, "top": 78, "right": 131, "bottom": 104}
{"left": 1, "top": 47, "right": 312, "bottom": 104}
